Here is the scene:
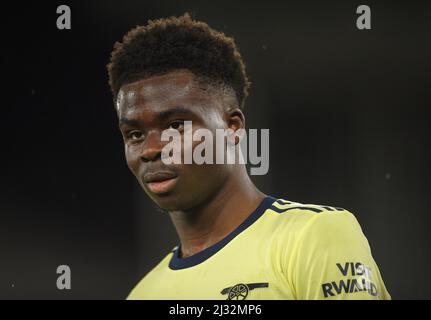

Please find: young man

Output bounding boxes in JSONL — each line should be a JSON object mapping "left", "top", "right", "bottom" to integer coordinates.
{"left": 107, "top": 14, "right": 390, "bottom": 300}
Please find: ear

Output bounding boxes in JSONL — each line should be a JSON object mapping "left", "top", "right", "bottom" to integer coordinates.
{"left": 225, "top": 108, "right": 246, "bottom": 145}
{"left": 225, "top": 108, "right": 246, "bottom": 132}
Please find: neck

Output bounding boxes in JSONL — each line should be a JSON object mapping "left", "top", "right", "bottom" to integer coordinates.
{"left": 169, "top": 165, "right": 266, "bottom": 258}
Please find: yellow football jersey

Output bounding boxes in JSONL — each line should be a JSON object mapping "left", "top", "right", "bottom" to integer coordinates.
{"left": 128, "top": 196, "right": 391, "bottom": 300}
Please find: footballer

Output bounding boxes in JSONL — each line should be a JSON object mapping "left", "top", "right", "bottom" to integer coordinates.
{"left": 107, "top": 14, "right": 390, "bottom": 300}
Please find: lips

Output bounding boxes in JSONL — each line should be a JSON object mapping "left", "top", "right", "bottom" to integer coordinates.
{"left": 143, "top": 171, "right": 178, "bottom": 194}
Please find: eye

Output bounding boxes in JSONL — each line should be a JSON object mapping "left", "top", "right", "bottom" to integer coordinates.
{"left": 128, "top": 130, "right": 144, "bottom": 141}
{"left": 168, "top": 120, "right": 185, "bottom": 131}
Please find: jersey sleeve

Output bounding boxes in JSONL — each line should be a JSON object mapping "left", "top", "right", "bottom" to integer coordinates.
{"left": 288, "top": 209, "right": 391, "bottom": 300}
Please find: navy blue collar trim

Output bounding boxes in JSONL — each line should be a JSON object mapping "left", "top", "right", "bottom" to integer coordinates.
{"left": 168, "top": 196, "right": 276, "bottom": 270}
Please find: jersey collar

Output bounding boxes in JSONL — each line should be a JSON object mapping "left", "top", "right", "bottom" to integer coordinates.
{"left": 169, "top": 195, "right": 276, "bottom": 270}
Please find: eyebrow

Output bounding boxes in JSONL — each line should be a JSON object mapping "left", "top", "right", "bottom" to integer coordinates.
{"left": 118, "top": 118, "right": 141, "bottom": 127}
{"left": 157, "top": 107, "right": 196, "bottom": 122}
{"left": 119, "top": 106, "right": 196, "bottom": 127}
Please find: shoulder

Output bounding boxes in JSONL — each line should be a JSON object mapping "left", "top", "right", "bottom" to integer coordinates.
{"left": 266, "top": 197, "right": 360, "bottom": 228}
{"left": 265, "top": 197, "right": 365, "bottom": 248}
{"left": 267, "top": 197, "right": 352, "bottom": 217}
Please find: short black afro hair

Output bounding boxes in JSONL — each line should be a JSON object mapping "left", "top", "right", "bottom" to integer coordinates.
{"left": 107, "top": 13, "right": 250, "bottom": 109}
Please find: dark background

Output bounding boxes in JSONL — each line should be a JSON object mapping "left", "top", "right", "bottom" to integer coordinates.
{"left": 1, "top": 0, "right": 430, "bottom": 299}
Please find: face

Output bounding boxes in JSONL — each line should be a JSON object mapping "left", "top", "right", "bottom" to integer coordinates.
{"left": 117, "top": 69, "right": 244, "bottom": 211}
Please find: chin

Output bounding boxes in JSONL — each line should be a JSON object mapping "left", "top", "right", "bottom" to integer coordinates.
{"left": 149, "top": 192, "right": 204, "bottom": 212}
{"left": 146, "top": 192, "right": 186, "bottom": 211}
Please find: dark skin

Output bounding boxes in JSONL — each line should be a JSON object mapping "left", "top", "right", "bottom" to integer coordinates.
{"left": 117, "top": 69, "right": 265, "bottom": 258}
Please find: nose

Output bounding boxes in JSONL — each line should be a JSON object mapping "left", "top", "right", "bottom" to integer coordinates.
{"left": 140, "top": 130, "right": 162, "bottom": 162}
